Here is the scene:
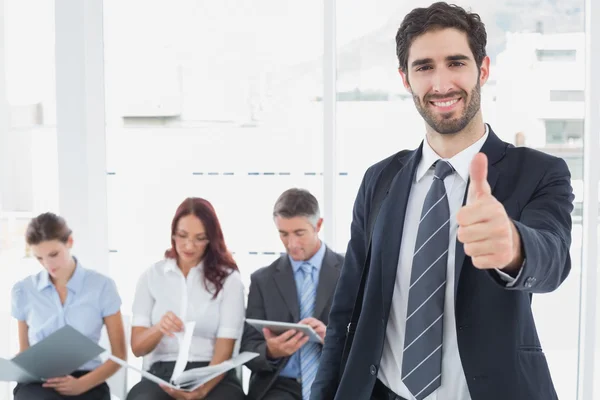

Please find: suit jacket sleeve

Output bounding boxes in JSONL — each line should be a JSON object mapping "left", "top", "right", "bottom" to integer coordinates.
{"left": 240, "top": 272, "right": 279, "bottom": 373}
{"left": 310, "top": 168, "right": 372, "bottom": 399}
{"left": 492, "top": 157, "right": 574, "bottom": 292}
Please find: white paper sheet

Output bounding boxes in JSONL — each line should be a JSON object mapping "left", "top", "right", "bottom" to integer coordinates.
{"left": 108, "top": 355, "right": 175, "bottom": 389}
{"left": 170, "top": 321, "right": 196, "bottom": 383}
{"left": 108, "top": 351, "right": 259, "bottom": 392}
{"left": 172, "top": 352, "right": 259, "bottom": 386}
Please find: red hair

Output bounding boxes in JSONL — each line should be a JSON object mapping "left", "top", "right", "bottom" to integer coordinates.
{"left": 165, "top": 197, "right": 238, "bottom": 297}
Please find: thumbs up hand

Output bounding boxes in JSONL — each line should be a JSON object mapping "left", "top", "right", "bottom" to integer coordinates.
{"left": 466, "top": 152, "right": 492, "bottom": 205}
{"left": 457, "top": 153, "right": 522, "bottom": 272}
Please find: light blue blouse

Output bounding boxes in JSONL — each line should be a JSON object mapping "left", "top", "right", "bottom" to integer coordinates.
{"left": 11, "top": 259, "right": 121, "bottom": 370}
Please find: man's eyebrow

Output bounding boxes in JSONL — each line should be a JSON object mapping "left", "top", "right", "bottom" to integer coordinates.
{"left": 411, "top": 54, "right": 471, "bottom": 67}
{"left": 446, "top": 54, "right": 470, "bottom": 62}
{"left": 411, "top": 57, "right": 433, "bottom": 68}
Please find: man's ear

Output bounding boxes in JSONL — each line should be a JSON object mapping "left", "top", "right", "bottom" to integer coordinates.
{"left": 315, "top": 218, "right": 323, "bottom": 233}
{"left": 399, "top": 68, "right": 412, "bottom": 93}
{"left": 478, "top": 55, "right": 491, "bottom": 87}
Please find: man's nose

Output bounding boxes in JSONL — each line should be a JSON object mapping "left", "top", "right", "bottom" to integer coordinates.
{"left": 431, "top": 68, "right": 456, "bottom": 95}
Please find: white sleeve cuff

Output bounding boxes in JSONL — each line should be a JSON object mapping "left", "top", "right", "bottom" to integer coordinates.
{"left": 495, "top": 265, "right": 524, "bottom": 288}
{"left": 216, "top": 327, "right": 242, "bottom": 339}
{"left": 131, "top": 315, "right": 152, "bottom": 328}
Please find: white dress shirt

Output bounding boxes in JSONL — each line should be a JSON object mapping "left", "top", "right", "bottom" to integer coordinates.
{"left": 132, "top": 258, "right": 245, "bottom": 365}
{"left": 378, "top": 126, "right": 517, "bottom": 400}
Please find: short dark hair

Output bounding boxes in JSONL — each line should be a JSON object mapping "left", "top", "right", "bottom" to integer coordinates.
{"left": 26, "top": 212, "right": 72, "bottom": 245}
{"left": 395, "top": 2, "right": 487, "bottom": 73}
{"left": 273, "top": 188, "right": 320, "bottom": 226}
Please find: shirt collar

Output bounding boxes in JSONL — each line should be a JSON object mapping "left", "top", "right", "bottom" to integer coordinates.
{"left": 289, "top": 241, "right": 326, "bottom": 274}
{"left": 164, "top": 258, "right": 179, "bottom": 273}
{"left": 163, "top": 257, "right": 203, "bottom": 274}
{"left": 37, "top": 257, "right": 86, "bottom": 293}
{"left": 37, "top": 270, "right": 51, "bottom": 291}
{"left": 416, "top": 124, "right": 489, "bottom": 183}
{"left": 67, "top": 260, "right": 86, "bottom": 293}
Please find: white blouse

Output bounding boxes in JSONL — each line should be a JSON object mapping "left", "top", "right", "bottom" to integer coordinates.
{"left": 132, "top": 258, "right": 245, "bottom": 364}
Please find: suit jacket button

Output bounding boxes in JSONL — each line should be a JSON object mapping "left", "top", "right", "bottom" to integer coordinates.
{"left": 370, "top": 365, "right": 377, "bottom": 375}
{"left": 525, "top": 277, "right": 535, "bottom": 288}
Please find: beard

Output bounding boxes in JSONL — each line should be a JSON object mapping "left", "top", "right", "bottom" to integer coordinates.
{"left": 412, "top": 82, "right": 481, "bottom": 135}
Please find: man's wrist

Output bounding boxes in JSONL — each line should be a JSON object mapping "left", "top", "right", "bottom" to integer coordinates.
{"left": 502, "top": 222, "right": 523, "bottom": 275}
{"left": 266, "top": 347, "right": 279, "bottom": 361}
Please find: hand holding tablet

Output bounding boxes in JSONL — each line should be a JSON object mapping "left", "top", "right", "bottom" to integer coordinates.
{"left": 246, "top": 318, "right": 324, "bottom": 344}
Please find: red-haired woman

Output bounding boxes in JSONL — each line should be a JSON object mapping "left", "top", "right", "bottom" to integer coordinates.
{"left": 127, "top": 198, "right": 245, "bottom": 400}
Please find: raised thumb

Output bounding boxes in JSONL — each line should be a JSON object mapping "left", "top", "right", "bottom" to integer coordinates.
{"left": 467, "top": 152, "right": 491, "bottom": 204}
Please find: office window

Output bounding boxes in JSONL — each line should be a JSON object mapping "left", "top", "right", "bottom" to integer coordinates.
{"left": 1, "top": 0, "right": 58, "bottom": 214}
{"left": 563, "top": 155, "right": 584, "bottom": 180}
{"left": 536, "top": 49, "right": 577, "bottom": 62}
{"left": 103, "top": 1, "right": 323, "bottom": 388}
{"left": 0, "top": 1, "right": 59, "bottom": 399}
{"left": 550, "top": 90, "right": 585, "bottom": 102}
{"left": 545, "top": 119, "right": 585, "bottom": 144}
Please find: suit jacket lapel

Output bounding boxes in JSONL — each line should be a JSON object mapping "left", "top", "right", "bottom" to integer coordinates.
{"left": 273, "top": 257, "right": 300, "bottom": 321}
{"left": 379, "top": 148, "right": 422, "bottom": 313}
{"left": 454, "top": 127, "right": 505, "bottom": 301}
{"left": 314, "top": 247, "right": 341, "bottom": 319}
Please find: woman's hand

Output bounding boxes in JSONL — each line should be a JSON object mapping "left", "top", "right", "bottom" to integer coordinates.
{"left": 160, "top": 384, "right": 207, "bottom": 399}
{"left": 43, "top": 375, "right": 88, "bottom": 396}
{"left": 156, "top": 311, "right": 185, "bottom": 337}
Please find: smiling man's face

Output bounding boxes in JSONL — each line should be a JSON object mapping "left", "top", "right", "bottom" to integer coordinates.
{"left": 400, "top": 28, "right": 489, "bottom": 135}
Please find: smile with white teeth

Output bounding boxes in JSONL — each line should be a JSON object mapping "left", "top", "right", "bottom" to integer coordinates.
{"left": 431, "top": 98, "right": 460, "bottom": 107}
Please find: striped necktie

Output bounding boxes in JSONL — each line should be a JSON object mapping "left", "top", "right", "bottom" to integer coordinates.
{"left": 401, "top": 160, "right": 454, "bottom": 400}
{"left": 299, "top": 262, "right": 320, "bottom": 400}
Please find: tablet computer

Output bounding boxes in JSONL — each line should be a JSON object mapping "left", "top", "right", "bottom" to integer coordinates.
{"left": 246, "top": 319, "right": 323, "bottom": 343}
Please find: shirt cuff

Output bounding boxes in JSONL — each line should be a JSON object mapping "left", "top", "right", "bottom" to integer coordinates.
{"left": 131, "top": 315, "right": 152, "bottom": 328}
{"left": 267, "top": 357, "right": 282, "bottom": 367}
{"left": 217, "top": 327, "right": 242, "bottom": 339}
{"left": 495, "top": 262, "right": 524, "bottom": 288}
{"left": 11, "top": 309, "right": 26, "bottom": 321}
{"left": 101, "top": 301, "right": 122, "bottom": 318}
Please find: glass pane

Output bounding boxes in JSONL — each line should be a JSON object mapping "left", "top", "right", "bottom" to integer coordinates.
{"left": 545, "top": 119, "right": 585, "bottom": 145}
{"left": 536, "top": 49, "right": 577, "bottom": 62}
{"left": 335, "top": 1, "right": 584, "bottom": 398}
{"left": 549, "top": 90, "right": 585, "bottom": 102}
{"left": 103, "top": 0, "right": 323, "bottom": 390}
{"left": 0, "top": 0, "right": 57, "bottom": 398}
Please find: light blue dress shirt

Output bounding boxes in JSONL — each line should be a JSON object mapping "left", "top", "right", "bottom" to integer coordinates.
{"left": 10, "top": 259, "right": 121, "bottom": 370}
{"left": 278, "top": 242, "right": 326, "bottom": 380}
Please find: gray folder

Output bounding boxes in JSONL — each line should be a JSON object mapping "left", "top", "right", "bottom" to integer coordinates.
{"left": 0, "top": 325, "right": 106, "bottom": 383}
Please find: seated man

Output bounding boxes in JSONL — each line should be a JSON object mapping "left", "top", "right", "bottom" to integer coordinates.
{"left": 241, "top": 188, "right": 344, "bottom": 400}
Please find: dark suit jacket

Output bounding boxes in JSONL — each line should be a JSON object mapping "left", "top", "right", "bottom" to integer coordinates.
{"left": 311, "top": 128, "right": 574, "bottom": 400}
{"left": 241, "top": 246, "right": 344, "bottom": 400}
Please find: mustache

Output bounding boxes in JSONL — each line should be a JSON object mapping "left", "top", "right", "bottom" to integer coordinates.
{"left": 424, "top": 91, "right": 466, "bottom": 101}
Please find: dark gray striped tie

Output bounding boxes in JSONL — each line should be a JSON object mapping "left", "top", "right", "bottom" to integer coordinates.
{"left": 401, "top": 160, "right": 454, "bottom": 400}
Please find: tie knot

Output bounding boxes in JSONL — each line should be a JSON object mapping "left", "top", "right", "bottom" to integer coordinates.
{"left": 300, "top": 262, "right": 313, "bottom": 275}
{"left": 433, "top": 160, "right": 454, "bottom": 181}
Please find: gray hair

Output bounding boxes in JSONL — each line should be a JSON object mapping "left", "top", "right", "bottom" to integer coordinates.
{"left": 273, "top": 188, "right": 320, "bottom": 227}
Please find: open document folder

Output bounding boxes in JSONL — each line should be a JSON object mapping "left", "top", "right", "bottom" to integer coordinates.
{"left": 109, "top": 352, "right": 258, "bottom": 392}
{"left": 109, "top": 320, "right": 258, "bottom": 391}
{"left": 0, "top": 325, "right": 106, "bottom": 383}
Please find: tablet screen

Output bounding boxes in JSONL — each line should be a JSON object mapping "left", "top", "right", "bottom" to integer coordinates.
{"left": 246, "top": 319, "right": 323, "bottom": 343}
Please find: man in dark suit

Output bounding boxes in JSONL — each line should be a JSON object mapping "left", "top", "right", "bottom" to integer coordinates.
{"left": 242, "top": 188, "right": 344, "bottom": 400}
{"left": 311, "top": 3, "right": 573, "bottom": 400}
